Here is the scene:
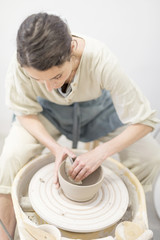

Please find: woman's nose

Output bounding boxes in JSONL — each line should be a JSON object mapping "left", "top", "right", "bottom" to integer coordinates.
{"left": 45, "top": 80, "right": 53, "bottom": 92}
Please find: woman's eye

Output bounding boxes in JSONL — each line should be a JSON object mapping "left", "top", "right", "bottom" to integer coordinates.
{"left": 54, "top": 74, "right": 62, "bottom": 80}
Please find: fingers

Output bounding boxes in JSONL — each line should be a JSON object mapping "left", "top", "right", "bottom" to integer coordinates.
{"left": 80, "top": 171, "right": 90, "bottom": 181}
{"left": 69, "top": 158, "right": 92, "bottom": 182}
{"left": 53, "top": 159, "right": 60, "bottom": 188}
{"left": 74, "top": 168, "right": 90, "bottom": 182}
{"left": 66, "top": 149, "right": 77, "bottom": 159}
{"left": 53, "top": 154, "right": 64, "bottom": 187}
{"left": 53, "top": 147, "right": 76, "bottom": 188}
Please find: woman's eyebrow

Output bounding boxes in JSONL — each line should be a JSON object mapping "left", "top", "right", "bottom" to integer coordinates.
{"left": 29, "top": 72, "right": 63, "bottom": 81}
{"left": 51, "top": 73, "right": 62, "bottom": 80}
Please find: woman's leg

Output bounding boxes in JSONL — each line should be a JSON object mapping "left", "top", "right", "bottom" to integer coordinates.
{"left": 99, "top": 125, "right": 160, "bottom": 192}
{"left": 0, "top": 114, "right": 61, "bottom": 239}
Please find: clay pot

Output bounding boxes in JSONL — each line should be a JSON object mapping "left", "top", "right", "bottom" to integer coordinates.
{"left": 58, "top": 160, "right": 104, "bottom": 202}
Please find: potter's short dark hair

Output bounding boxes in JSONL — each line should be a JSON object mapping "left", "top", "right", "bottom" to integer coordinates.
{"left": 17, "top": 12, "right": 72, "bottom": 70}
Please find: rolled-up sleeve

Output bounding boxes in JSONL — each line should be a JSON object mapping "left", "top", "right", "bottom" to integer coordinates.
{"left": 100, "top": 47, "right": 159, "bottom": 129}
{"left": 5, "top": 54, "right": 42, "bottom": 116}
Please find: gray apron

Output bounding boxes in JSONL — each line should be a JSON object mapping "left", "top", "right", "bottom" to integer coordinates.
{"left": 37, "top": 90, "right": 123, "bottom": 148}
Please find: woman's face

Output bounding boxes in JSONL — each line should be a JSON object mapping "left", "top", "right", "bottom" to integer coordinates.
{"left": 24, "top": 60, "right": 73, "bottom": 92}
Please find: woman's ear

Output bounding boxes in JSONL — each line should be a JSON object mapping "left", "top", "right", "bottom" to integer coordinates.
{"left": 71, "top": 39, "right": 77, "bottom": 52}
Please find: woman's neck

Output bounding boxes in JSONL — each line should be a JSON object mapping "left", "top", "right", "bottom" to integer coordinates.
{"left": 65, "top": 37, "right": 85, "bottom": 84}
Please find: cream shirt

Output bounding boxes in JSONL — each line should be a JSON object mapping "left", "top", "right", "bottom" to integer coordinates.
{"left": 5, "top": 35, "right": 159, "bottom": 129}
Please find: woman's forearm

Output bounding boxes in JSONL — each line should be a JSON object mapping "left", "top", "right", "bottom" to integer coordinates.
{"left": 69, "top": 123, "right": 153, "bottom": 182}
{"left": 17, "top": 114, "right": 77, "bottom": 187}
{"left": 17, "top": 114, "right": 59, "bottom": 154}
{"left": 99, "top": 123, "right": 153, "bottom": 159}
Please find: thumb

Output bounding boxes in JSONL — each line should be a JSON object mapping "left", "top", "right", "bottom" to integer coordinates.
{"left": 53, "top": 156, "right": 62, "bottom": 185}
{"left": 66, "top": 149, "right": 76, "bottom": 159}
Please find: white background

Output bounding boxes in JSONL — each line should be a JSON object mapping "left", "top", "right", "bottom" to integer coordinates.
{"left": 0, "top": 0, "right": 160, "bottom": 138}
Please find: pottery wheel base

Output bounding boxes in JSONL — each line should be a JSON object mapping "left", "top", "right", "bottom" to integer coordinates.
{"left": 29, "top": 163, "right": 129, "bottom": 233}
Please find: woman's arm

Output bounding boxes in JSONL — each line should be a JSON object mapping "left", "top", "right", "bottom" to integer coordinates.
{"left": 17, "top": 114, "right": 76, "bottom": 187}
{"left": 18, "top": 115, "right": 58, "bottom": 152}
{"left": 70, "top": 123, "right": 153, "bottom": 181}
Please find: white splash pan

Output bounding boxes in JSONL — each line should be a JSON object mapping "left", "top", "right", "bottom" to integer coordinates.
{"left": 11, "top": 150, "right": 153, "bottom": 240}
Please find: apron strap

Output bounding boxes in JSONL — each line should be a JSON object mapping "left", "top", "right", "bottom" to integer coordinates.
{"left": 72, "top": 103, "right": 81, "bottom": 148}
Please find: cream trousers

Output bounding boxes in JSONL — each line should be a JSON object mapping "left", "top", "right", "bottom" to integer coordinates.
{"left": 0, "top": 114, "right": 160, "bottom": 194}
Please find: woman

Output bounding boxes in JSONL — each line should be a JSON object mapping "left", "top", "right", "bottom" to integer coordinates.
{"left": 0, "top": 12, "right": 160, "bottom": 239}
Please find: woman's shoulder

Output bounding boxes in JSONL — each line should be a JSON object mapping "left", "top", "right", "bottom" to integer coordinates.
{"left": 72, "top": 32, "right": 108, "bottom": 50}
{"left": 73, "top": 33, "right": 115, "bottom": 69}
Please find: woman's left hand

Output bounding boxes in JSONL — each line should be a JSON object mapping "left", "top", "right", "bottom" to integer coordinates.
{"left": 69, "top": 146, "right": 106, "bottom": 182}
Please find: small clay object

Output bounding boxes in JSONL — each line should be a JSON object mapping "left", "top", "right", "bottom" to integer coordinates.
{"left": 64, "top": 157, "right": 82, "bottom": 185}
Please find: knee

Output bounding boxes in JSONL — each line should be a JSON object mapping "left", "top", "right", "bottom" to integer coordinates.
{"left": 0, "top": 142, "right": 35, "bottom": 189}
{"left": 0, "top": 149, "right": 23, "bottom": 187}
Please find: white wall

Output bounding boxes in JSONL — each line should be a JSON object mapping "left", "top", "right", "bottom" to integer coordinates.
{"left": 0, "top": 0, "right": 160, "bottom": 137}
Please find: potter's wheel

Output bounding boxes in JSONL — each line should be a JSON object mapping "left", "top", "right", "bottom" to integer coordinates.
{"left": 29, "top": 163, "right": 129, "bottom": 233}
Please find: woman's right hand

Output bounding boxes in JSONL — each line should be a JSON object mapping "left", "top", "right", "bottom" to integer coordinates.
{"left": 52, "top": 144, "right": 76, "bottom": 188}
{"left": 17, "top": 115, "right": 76, "bottom": 188}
